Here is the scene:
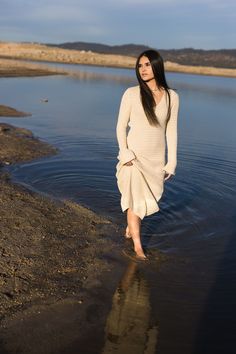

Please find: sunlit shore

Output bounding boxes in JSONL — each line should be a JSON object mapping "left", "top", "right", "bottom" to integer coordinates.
{"left": 0, "top": 41, "right": 236, "bottom": 78}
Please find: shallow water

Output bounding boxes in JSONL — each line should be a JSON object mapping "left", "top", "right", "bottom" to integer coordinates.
{"left": 1, "top": 63, "right": 236, "bottom": 353}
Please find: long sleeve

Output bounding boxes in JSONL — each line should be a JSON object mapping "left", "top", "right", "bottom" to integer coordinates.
{"left": 163, "top": 92, "right": 179, "bottom": 175}
{"left": 116, "top": 89, "right": 136, "bottom": 164}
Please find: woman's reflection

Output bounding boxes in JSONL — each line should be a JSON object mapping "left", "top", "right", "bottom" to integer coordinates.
{"left": 102, "top": 261, "right": 158, "bottom": 354}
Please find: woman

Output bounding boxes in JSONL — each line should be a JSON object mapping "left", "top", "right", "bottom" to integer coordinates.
{"left": 116, "top": 49, "right": 179, "bottom": 261}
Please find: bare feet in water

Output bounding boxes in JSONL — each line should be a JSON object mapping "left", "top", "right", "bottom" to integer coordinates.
{"left": 134, "top": 247, "right": 147, "bottom": 260}
{"left": 124, "top": 226, "right": 147, "bottom": 260}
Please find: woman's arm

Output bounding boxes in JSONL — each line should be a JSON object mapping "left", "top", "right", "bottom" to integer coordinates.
{"left": 163, "top": 91, "right": 179, "bottom": 176}
{"left": 116, "top": 89, "right": 136, "bottom": 165}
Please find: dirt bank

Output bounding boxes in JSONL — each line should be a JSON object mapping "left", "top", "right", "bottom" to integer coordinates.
{"left": 0, "top": 122, "right": 121, "bottom": 353}
{"left": 1, "top": 41, "right": 236, "bottom": 78}
{"left": 0, "top": 123, "right": 57, "bottom": 165}
{"left": 0, "top": 105, "right": 31, "bottom": 117}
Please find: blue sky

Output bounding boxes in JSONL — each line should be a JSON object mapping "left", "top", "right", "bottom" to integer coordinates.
{"left": 0, "top": 0, "right": 235, "bottom": 49}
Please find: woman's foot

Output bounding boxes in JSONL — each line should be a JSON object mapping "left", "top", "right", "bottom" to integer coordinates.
{"left": 134, "top": 247, "right": 148, "bottom": 261}
{"left": 122, "top": 249, "right": 148, "bottom": 262}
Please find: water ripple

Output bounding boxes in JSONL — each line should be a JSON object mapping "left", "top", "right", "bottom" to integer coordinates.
{"left": 9, "top": 137, "right": 236, "bottom": 255}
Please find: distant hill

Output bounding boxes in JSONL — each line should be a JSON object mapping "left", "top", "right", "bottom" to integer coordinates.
{"left": 47, "top": 42, "right": 236, "bottom": 69}
{"left": 47, "top": 42, "right": 150, "bottom": 57}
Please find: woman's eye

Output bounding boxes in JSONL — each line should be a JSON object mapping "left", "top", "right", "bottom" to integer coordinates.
{"left": 138, "top": 63, "right": 150, "bottom": 68}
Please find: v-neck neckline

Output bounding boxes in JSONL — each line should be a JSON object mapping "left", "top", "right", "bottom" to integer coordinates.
{"left": 154, "top": 90, "right": 166, "bottom": 108}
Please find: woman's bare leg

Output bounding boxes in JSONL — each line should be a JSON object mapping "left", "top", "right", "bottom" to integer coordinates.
{"left": 127, "top": 208, "right": 146, "bottom": 258}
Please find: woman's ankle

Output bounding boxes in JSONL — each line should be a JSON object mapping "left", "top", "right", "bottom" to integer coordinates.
{"left": 134, "top": 245, "right": 144, "bottom": 254}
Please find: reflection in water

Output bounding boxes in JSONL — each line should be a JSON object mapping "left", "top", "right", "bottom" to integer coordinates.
{"left": 170, "top": 80, "right": 236, "bottom": 99}
{"left": 102, "top": 262, "right": 158, "bottom": 354}
{"left": 40, "top": 61, "right": 136, "bottom": 84}
{"left": 67, "top": 69, "right": 135, "bottom": 85}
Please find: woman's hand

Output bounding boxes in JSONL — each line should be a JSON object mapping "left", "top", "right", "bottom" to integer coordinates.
{"left": 164, "top": 172, "right": 173, "bottom": 181}
{"left": 124, "top": 159, "right": 135, "bottom": 166}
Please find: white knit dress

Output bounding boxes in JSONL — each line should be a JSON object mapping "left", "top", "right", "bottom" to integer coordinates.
{"left": 116, "top": 86, "right": 179, "bottom": 220}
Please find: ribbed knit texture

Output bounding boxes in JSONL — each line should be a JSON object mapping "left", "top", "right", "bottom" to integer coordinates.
{"left": 116, "top": 85, "right": 179, "bottom": 219}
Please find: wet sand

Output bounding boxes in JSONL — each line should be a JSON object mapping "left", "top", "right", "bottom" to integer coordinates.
{"left": 1, "top": 41, "right": 236, "bottom": 78}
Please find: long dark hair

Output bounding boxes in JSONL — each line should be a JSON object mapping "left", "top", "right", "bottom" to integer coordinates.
{"left": 135, "top": 49, "right": 171, "bottom": 126}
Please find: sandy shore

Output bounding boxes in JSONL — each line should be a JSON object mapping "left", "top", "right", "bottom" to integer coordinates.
{"left": 0, "top": 41, "right": 236, "bottom": 78}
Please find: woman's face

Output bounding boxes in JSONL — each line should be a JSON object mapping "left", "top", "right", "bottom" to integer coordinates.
{"left": 138, "top": 56, "right": 154, "bottom": 82}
